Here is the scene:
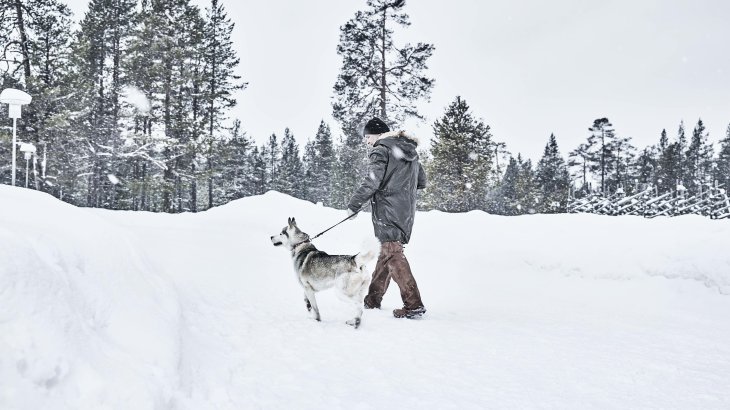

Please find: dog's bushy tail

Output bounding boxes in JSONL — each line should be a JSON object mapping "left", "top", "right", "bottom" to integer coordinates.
{"left": 355, "top": 237, "right": 380, "bottom": 269}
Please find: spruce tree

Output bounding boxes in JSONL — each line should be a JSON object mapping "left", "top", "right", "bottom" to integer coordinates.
{"left": 263, "top": 133, "right": 281, "bottom": 192}
{"left": 685, "top": 118, "right": 713, "bottom": 195}
{"left": 496, "top": 157, "right": 520, "bottom": 215}
{"left": 634, "top": 146, "right": 658, "bottom": 190}
{"left": 676, "top": 120, "right": 688, "bottom": 187}
{"left": 535, "top": 134, "right": 570, "bottom": 213}
{"left": 330, "top": 131, "right": 368, "bottom": 209}
{"left": 427, "top": 96, "right": 494, "bottom": 212}
{"left": 303, "top": 120, "right": 336, "bottom": 205}
{"left": 491, "top": 156, "right": 536, "bottom": 216}
{"left": 516, "top": 156, "right": 538, "bottom": 214}
{"left": 249, "top": 146, "right": 267, "bottom": 195}
{"left": 655, "top": 125, "right": 688, "bottom": 194}
{"left": 219, "top": 119, "right": 253, "bottom": 202}
{"left": 278, "top": 128, "right": 303, "bottom": 198}
{"left": 302, "top": 139, "right": 317, "bottom": 203}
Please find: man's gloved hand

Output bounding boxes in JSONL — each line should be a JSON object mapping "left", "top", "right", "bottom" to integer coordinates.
{"left": 347, "top": 208, "right": 358, "bottom": 220}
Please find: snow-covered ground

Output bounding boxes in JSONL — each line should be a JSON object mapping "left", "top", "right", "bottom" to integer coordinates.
{"left": 1, "top": 186, "right": 729, "bottom": 409}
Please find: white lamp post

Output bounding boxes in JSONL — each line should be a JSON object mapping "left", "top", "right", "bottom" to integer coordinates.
{"left": 20, "top": 143, "right": 36, "bottom": 188}
{"left": 0, "top": 88, "right": 32, "bottom": 186}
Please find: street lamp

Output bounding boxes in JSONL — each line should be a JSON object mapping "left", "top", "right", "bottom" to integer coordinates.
{"left": 19, "top": 143, "right": 36, "bottom": 188}
{"left": 0, "top": 88, "right": 32, "bottom": 186}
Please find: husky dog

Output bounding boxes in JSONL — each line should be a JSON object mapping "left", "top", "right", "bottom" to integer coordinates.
{"left": 270, "top": 217, "right": 375, "bottom": 329}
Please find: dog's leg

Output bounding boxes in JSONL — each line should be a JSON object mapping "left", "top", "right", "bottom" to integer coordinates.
{"left": 345, "top": 299, "right": 363, "bottom": 329}
{"left": 303, "top": 293, "right": 312, "bottom": 312}
{"left": 303, "top": 285, "right": 320, "bottom": 322}
{"left": 344, "top": 273, "right": 368, "bottom": 329}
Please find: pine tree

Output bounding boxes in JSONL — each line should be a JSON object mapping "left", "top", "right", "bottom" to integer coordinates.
{"left": 2, "top": 0, "right": 33, "bottom": 82}
{"left": 490, "top": 155, "right": 537, "bottom": 215}
{"left": 71, "top": 0, "right": 137, "bottom": 208}
{"left": 676, "top": 120, "right": 688, "bottom": 187}
{"left": 535, "top": 134, "right": 570, "bottom": 213}
{"left": 333, "top": 0, "right": 434, "bottom": 128}
{"left": 516, "top": 156, "right": 538, "bottom": 214}
{"left": 568, "top": 142, "right": 591, "bottom": 196}
{"left": 28, "top": 1, "right": 74, "bottom": 193}
{"left": 715, "top": 124, "right": 730, "bottom": 192}
{"left": 610, "top": 135, "right": 636, "bottom": 193}
{"left": 218, "top": 119, "right": 253, "bottom": 201}
{"left": 416, "top": 147, "right": 433, "bottom": 210}
{"left": 278, "top": 128, "right": 303, "bottom": 198}
{"left": 655, "top": 124, "right": 688, "bottom": 194}
{"left": 302, "top": 139, "right": 316, "bottom": 203}
{"left": 330, "top": 130, "right": 368, "bottom": 209}
{"left": 634, "top": 146, "right": 658, "bottom": 191}
{"left": 685, "top": 118, "right": 713, "bottom": 195}
{"left": 586, "top": 118, "right": 616, "bottom": 194}
{"left": 249, "top": 146, "right": 267, "bottom": 195}
{"left": 263, "top": 133, "right": 281, "bottom": 191}
{"left": 492, "top": 156, "right": 520, "bottom": 215}
{"left": 1, "top": 0, "right": 248, "bottom": 213}
{"left": 303, "top": 120, "right": 336, "bottom": 205}
{"left": 1, "top": 0, "right": 75, "bottom": 191}
{"left": 427, "top": 96, "right": 494, "bottom": 212}
{"left": 203, "top": 0, "right": 245, "bottom": 209}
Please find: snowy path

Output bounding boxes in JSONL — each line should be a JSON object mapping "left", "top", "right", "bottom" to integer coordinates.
{"left": 2, "top": 188, "right": 729, "bottom": 409}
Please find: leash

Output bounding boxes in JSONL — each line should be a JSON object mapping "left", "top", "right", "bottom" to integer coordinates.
{"left": 310, "top": 210, "right": 360, "bottom": 241}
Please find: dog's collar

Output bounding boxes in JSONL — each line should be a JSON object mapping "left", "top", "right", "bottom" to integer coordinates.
{"left": 291, "top": 238, "right": 311, "bottom": 249}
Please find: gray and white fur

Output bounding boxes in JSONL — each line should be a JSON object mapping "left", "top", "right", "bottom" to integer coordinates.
{"left": 270, "top": 217, "right": 375, "bottom": 329}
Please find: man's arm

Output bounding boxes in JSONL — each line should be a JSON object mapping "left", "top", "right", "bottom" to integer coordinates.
{"left": 417, "top": 163, "right": 427, "bottom": 190}
{"left": 347, "top": 147, "right": 388, "bottom": 212}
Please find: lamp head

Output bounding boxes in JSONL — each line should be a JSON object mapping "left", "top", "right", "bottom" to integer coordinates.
{"left": 0, "top": 89, "right": 32, "bottom": 119}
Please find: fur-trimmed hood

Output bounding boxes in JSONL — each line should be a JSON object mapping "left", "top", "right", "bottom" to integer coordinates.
{"left": 373, "top": 130, "right": 420, "bottom": 146}
{"left": 373, "top": 130, "right": 420, "bottom": 162}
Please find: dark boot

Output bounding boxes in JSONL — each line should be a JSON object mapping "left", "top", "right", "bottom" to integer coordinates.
{"left": 363, "top": 295, "right": 380, "bottom": 309}
{"left": 393, "top": 306, "right": 426, "bottom": 319}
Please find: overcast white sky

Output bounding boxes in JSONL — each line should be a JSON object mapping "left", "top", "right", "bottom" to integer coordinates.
{"left": 64, "top": 0, "right": 730, "bottom": 160}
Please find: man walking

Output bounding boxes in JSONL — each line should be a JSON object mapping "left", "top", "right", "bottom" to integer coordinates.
{"left": 347, "top": 117, "right": 427, "bottom": 319}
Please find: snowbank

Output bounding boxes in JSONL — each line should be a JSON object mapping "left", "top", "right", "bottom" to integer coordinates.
{"left": 1, "top": 187, "right": 729, "bottom": 409}
{"left": 0, "top": 188, "right": 181, "bottom": 408}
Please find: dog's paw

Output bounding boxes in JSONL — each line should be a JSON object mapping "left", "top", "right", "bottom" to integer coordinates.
{"left": 346, "top": 318, "right": 361, "bottom": 329}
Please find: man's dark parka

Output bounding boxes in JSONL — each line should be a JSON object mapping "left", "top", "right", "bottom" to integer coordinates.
{"left": 348, "top": 133, "right": 426, "bottom": 244}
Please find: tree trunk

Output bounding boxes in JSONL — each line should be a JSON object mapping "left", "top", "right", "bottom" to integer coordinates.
{"left": 208, "top": 145, "right": 213, "bottom": 209}
{"left": 110, "top": 5, "right": 122, "bottom": 209}
{"left": 191, "top": 162, "right": 197, "bottom": 212}
{"left": 380, "top": 6, "right": 387, "bottom": 119}
{"left": 208, "top": 1, "right": 218, "bottom": 209}
{"left": 162, "top": 61, "right": 173, "bottom": 212}
{"left": 12, "top": 0, "right": 32, "bottom": 80}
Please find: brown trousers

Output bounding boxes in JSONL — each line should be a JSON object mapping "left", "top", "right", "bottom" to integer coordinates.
{"left": 366, "top": 241, "right": 424, "bottom": 310}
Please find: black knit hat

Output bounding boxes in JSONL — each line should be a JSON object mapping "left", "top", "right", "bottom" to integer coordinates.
{"left": 363, "top": 117, "right": 390, "bottom": 136}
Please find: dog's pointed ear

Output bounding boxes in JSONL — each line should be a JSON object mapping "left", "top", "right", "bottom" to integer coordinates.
{"left": 287, "top": 217, "right": 292, "bottom": 225}
{"left": 291, "top": 217, "right": 297, "bottom": 226}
